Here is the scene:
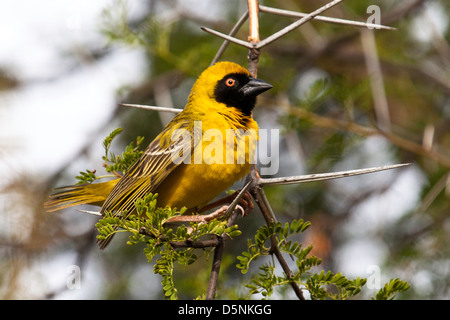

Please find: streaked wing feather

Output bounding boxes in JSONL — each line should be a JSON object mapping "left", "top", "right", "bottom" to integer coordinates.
{"left": 100, "top": 119, "right": 200, "bottom": 215}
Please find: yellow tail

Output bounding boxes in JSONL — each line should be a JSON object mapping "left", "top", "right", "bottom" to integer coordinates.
{"left": 45, "top": 179, "right": 119, "bottom": 212}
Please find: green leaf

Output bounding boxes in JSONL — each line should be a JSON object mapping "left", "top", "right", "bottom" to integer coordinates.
{"left": 75, "top": 169, "right": 97, "bottom": 184}
{"left": 102, "top": 127, "right": 123, "bottom": 156}
{"left": 374, "top": 279, "right": 410, "bottom": 300}
{"left": 101, "top": 127, "right": 145, "bottom": 174}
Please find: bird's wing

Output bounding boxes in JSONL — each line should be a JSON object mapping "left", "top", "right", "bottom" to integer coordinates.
{"left": 100, "top": 117, "right": 201, "bottom": 215}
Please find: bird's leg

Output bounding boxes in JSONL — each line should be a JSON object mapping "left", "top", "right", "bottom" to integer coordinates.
{"left": 198, "top": 189, "right": 254, "bottom": 216}
{"left": 163, "top": 189, "right": 253, "bottom": 228}
{"left": 164, "top": 205, "right": 244, "bottom": 226}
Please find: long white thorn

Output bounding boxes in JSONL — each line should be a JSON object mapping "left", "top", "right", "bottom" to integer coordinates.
{"left": 76, "top": 209, "right": 103, "bottom": 216}
{"left": 119, "top": 103, "right": 182, "bottom": 114}
{"left": 259, "top": 163, "right": 411, "bottom": 186}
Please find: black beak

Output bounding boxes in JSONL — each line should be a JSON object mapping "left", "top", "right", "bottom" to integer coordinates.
{"left": 240, "top": 77, "right": 273, "bottom": 98}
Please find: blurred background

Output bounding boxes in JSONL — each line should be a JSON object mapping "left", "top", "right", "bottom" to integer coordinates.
{"left": 0, "top": 0, "right": 449, "bottom": 299}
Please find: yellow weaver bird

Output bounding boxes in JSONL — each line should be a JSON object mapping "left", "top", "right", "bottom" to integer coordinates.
{"left": 45, "top": 61, "right": 272, "bottom": 249}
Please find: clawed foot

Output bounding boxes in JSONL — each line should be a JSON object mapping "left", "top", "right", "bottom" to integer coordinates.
{"left": 198, "top": 189, "right": 254, "bottom": 216}
{"left": 164, "top": 189, "right": 254, "bottom": 226}
{"left": 164, "top": 204, "right": 245, "bottom": 226}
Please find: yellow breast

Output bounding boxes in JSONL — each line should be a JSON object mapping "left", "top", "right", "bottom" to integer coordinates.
{"left": 154, "top": 108, "right": 258, "bottom": 211}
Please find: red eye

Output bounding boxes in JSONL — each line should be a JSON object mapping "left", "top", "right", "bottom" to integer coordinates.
{"left": 225, "top": 78, "right": 236, "bottom": 87}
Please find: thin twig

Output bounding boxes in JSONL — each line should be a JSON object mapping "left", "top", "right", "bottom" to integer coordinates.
{"left": 169, "top": 238, "right": 220, "bottom": 249}
{"left": 200, "top": 26, "right": 254, "bottom": 49}
{"left": 281, "top": 103, "right": 450, "bottom": 168}
{"left": 247, "top": 169, "right": 304, "bottom": 298}
{"left": 138, "top": 227, "right": 220, "bottom": 248}
{"left": 259, "top": 5, "right": 396, "bottom": 31}
{"left": 206, "top": 235, "right": 224, "bottom": 300}
{"left": 255, "top": 186, "right": 277, "bottom": 223}
{"left": 211, "top": 11, "right": 249, "bottom": 65}
{"left": 270, "top": 238, "right": 305, "bottom": 299}
{"left": 416, "top": 171, "right": 450, "bottom": 214}
{"left": 206, "top": 208, "right": 241, "bottom": 300}
{"left": 361, "top": 29, "right": 391, "bottom": 131}
{"left": 251, "top": 185, "right": 305, "bottom": 300}
{"left": 256, "top": 0, "right": 344, "bottom": 48}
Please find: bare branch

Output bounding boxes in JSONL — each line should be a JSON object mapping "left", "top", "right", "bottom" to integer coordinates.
{"left": 361, "top": 29, "right": 391, "bottom": 131}
{"left": 270, "top": 239, "right": 305, "bottom": 299}
{"left": 247, "top": 0, "right": 260, "bottom": 43}
{"left": 256, "top": 0, "right": 344, "bottom": 49}
{"left": 211, "top": 11, "right": 249, "bottom": 65}
{"left": 206, "top": 207, "right": 242, "bottom": 300}
{"left": 281, "top": 103, "right": 450, "bottom": 168}
{"left": 138, "top": 227, "right": 220, "bottom": 248}
{"left": 251, "top": 185, "right": 305, "bottom": 300}
{"left": 254, "top": 186, "right": 278, "bottom": 223}
{"left": 206, "top": 235, "right": 224, "bottom": 300}
{"left": 247, "top": 0, "right": 261, "bottom": 77}
{"left": 200, "top": 26, "right": 254, "bottom": 49}
{"left": 259, "top": 5, "right": 396, "bottom": 31}
{"left": 169, "top": 238, "right": 219, "bottom": 249}
{"left": 416, "top": 171, "right": 450, "bottom": 214}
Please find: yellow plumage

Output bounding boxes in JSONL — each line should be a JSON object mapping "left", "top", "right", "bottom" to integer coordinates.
{"left": 45, "top": 61, "right": 272, "bottom": 248}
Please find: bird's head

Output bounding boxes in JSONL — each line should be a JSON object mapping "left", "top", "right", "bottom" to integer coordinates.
{"left": 188, "top": 62, "right": 272, "bottom": 116}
